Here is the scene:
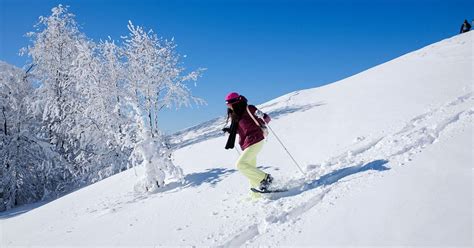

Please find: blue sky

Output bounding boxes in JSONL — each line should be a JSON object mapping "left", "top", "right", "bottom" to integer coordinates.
{"left": 1, "top": 0, "right": 472, "bottom": 133}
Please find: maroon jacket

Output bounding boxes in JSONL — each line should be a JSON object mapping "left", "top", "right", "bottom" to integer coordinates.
{"left": 237, "top": 105, "right": 271, "bottom": 150}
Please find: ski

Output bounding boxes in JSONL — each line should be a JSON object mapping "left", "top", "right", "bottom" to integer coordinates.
{"left": 250, "top": 187, "right": 288, "bottom": 194}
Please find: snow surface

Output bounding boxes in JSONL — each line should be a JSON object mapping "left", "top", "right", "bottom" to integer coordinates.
{"left": 1, "top": 32, "right": 473, "bottom": 247}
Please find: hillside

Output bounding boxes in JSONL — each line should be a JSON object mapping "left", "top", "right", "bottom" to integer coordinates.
{"left": 1, "top": 32, "right": 472, "bottom": 247}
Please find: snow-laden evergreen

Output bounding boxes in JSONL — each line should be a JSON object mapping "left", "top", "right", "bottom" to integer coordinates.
{"left": 0, "top": 5, "right": 204, "bottom": 211}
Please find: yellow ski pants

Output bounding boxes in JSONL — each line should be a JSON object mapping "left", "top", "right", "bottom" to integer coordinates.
{"left": 235, "top": 140, "right": 267, "bottom": 197}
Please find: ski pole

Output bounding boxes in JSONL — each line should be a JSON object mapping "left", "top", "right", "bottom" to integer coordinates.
{"left": 235, "top": 147, "right": 241, "bottom": 156}
{"left": 267, "top": 125, "right": 306, "bottom": 176}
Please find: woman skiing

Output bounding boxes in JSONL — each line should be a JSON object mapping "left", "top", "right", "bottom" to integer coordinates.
{"left": 222, "top": 92, "right": 273, "bottom": 197}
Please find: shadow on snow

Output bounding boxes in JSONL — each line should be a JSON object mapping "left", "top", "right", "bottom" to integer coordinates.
{"left": 269, "top": 159, "right": 390, "bottom": 200}
{"left": 183, "top": 167, "right": 237, "bottom": 188}
{"left": 160, "top": 165, "right": 278, "bottom": 193}
{"left": 0, "top": 200, "right": 52, "bottom": 219}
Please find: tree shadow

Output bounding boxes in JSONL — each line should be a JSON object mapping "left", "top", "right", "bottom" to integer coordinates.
{"left": 0, "top": 200, "right": 52, "bottom": 219}
{"left": 270, "top": 159, "right": 390, "bottom": 200}
{"left": 183, "top": 167, "right": 237, "bottom": 188}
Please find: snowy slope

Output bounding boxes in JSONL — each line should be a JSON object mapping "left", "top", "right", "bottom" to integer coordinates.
{"left": 1, "top": 32, "right": 472, "bottom": 247}
{"left": 0, "top": 61, "right": 24, "bottom": 80}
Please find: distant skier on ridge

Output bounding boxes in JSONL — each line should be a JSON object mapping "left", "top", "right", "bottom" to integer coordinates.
{"left": 222, "top": 92, "right": 273, "bottom": 197}
{"left": 459, "top": 19, "right": 471, "bottom": 33}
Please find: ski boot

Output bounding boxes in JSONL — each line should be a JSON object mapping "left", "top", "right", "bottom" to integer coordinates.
{"left": 259, "top": 173, "right": 274, "bottom": 191}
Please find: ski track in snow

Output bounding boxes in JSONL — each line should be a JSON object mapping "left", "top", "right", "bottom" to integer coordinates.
{"left": 217, "top": 91, "right": 473, "bottom": 247}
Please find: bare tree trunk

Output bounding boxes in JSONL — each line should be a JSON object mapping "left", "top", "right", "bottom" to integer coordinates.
{"left": 147, "top": 100, "right": 154, "bottom": 138}
{"left": 116, "top": 91, "right": 123, "bottom": 139}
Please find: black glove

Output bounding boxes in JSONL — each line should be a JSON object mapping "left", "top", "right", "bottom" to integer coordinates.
{"left": 222, "top": 127, "right": 231, "bottom": 133}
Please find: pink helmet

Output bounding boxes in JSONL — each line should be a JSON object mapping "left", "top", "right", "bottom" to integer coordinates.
{"left": 225, "top": 92, "right": 241, "bottom": 104}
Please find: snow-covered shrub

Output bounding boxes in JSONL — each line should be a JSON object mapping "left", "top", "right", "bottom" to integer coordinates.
{"left": 131, "top": 135, "right": 183, "bottom": 193}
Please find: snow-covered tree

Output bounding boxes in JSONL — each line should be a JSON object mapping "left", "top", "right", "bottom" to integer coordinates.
{"left": 0, "top": 62, "right": 62, "bottom": 211}
{"left": 75, "top": 38, "right": 132, "bottom": 181}
{"left": 24, "top": 4, "right": 86, "bottom": 172}
{"left": 98, "top": 38, "right": 127, "bottom": 142}
{"left": 0, "top": 61, "right": 33, "bottom": 211}
{"left": 123, "top": 21, "right": 205, "bottom": 191}
{"left": 20, "top": 4, "right": 119, "bottom": 192}
{"left": 123, "top": 21, "right": 205, "bottom": 138}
